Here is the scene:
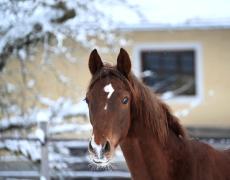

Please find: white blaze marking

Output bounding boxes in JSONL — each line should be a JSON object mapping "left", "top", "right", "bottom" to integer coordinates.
{"left": 90, "top": 134, "right": 109, "bottom": 164}
{"left": 91, "top": 134, "right": 102, "bottom": 156}
{"left": 103, "top": 83, "right": 114, "bottom": 111}
{"left": 104, "top": 104, "right": 107, "bottom": 110}
{"left": 104, "top": 83, "right": 114, "bottom": 99}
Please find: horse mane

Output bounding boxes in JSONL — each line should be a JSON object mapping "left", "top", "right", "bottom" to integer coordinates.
{"left": 127, "top": 73, "right": 187, "bottom": 143}
{"left": 88, "top": 65, "right": 187, "bottom": 143}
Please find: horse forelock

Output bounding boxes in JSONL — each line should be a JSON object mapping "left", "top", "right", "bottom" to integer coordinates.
{"left": 88, "top": 65, "right": 186, "bottom": 144}
{"left": 88, "top": 65, "right": 129, "bottom": 90}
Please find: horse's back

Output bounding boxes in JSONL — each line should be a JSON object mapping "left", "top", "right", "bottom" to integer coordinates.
{"left": 214, "top": 148, "right": 230, "bottom": 180}
{"left": 189, "top": 140, "right": 230, "bottom": 180}
{"left": 224, "top": 148, "right": 230, "bottom": 155}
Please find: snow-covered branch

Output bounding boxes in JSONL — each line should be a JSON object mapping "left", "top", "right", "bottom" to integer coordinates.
{"left": 0, "top": 0, "right": 141, "bottom": 125}
{"left": 0, "top": 97, "right": 89, "bottom": 131}
{"left": 0, "top": 0, "right": 142, "bottom": 160}
{"left": 0, "top": 0, "right": 138, "bottom": 70}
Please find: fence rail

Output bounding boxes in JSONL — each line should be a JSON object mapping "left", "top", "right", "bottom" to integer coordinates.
{"left": 0, "top": 121, "right": 130, "bottom": 180}
{"left": 0, "top": 171, "right": 131, "bottom": 179}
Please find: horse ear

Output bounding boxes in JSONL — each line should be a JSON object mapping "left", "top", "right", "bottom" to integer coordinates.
{"left": 117, "top": 48, "right": 131, "bottom": 77}
{"left": 88, "top": 49, "right": 103, "bottom": 75}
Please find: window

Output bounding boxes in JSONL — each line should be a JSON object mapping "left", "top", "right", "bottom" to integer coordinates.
{"left": 141, "top": 50, "right": 195, "bottom": 95}
{"left": 133, "top": 43, "right": 203, "bottom": 102}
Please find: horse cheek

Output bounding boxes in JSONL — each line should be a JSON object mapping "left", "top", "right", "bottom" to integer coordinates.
{"left": 118, "top": 110, "right": 131, "bottom": 139}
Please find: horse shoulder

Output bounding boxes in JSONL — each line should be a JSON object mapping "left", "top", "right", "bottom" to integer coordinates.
{"left": 188, "top": 139, "right": 230, "bottom": 179}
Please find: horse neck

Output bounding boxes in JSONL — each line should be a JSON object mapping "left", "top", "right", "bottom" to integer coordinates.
{"left": 120, "top": 124, "right": 172, "bottom": 180}
{"left": 120, "top": 94, "right": 186, "bottom": 179}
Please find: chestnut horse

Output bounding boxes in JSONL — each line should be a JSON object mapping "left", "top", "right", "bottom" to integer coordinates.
{"left": 86, "top": 48, "right": 230, "bottom": 180}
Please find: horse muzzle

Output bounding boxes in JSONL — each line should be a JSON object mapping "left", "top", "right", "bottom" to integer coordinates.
{"left": 88, "top": 137, "right": 112, "bottom": 165}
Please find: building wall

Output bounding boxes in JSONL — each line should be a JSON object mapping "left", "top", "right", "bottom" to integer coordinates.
{"left": 2, "top": 29, "right": 230, "bottom": 128}
{"left": 127, "top": 29, "right": 230, "bottom": 127}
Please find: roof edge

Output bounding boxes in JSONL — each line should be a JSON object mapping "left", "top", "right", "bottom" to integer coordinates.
{"left": 117, "top": 20, "right": 230, "bottom": 31}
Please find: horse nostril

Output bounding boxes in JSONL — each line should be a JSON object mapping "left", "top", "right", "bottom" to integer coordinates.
{"left": 88, "top": 140, "right": 94, "bottom": 152}
{"left": 102, "top": 141, "right": 110, "bottom": 154}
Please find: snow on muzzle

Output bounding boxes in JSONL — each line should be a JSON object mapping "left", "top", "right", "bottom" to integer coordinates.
{"left": 88, "top": 135, "right": 111, "bottom": 164}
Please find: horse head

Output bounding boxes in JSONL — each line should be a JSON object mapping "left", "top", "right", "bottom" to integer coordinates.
{"left": 86, "top": 48, "right": 132, "bottom": 166}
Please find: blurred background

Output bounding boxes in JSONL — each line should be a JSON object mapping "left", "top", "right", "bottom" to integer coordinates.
{"left": 0, "top": 0, "right": 230, "bottom": 179}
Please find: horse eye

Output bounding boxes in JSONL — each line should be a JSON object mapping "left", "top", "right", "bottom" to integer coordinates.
{"left": 84, "top": 97, "right": 89, "bottom": 104}
{"left": 122, "top": 97, "right": 129, "bottom": 104}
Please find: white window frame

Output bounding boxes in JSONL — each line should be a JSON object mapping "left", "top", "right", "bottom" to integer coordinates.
{"left": 132, "top": 42, "right": 203, "bottom": 104}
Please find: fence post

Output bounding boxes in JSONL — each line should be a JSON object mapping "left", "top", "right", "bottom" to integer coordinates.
{"left": 40, "top": 121, "right": 49, "bottom": 180}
